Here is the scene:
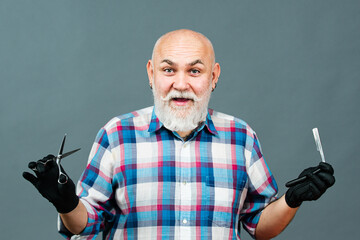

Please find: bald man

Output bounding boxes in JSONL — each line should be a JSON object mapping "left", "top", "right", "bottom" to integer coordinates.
{"left": 24, "top": 29, "right": 335, "bottom": 239}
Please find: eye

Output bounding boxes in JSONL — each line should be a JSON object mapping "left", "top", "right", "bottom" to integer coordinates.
{"left": 190, "top": 69, "right": 200, "bottom": 75}
{"left": 164, "top": 68, "right": 174, "bottom": 73}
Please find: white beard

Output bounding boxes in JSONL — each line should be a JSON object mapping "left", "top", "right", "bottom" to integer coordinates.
{"left": 152, "top": 83, "right": 212, "bottom": 132}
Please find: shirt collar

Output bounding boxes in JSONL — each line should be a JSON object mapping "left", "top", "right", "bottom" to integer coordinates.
{"left": 148, "top": 107, "right": 218, "bottom": 137}
{"left": 148, "top": 108, "right": 164, "bottom": 132}
{"left": 204, "top": 109, "right": 218, "bottom": 136}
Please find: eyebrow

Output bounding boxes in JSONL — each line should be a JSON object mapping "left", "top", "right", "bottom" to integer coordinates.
{"left": 187, "top": 59, "right": 204, "bottom": 66}
{"left": 160, "top": 59, "right": 176, "bottom": 66}
{"left": 160, "top": 59, "right": 204, "bottom": 67}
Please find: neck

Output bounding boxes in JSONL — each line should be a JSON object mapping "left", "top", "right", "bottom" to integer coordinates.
{"left": 176, "top": 130, "right": 192, "bottom": 139}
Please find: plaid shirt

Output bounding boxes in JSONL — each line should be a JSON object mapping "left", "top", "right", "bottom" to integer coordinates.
{"left": 59, "top": 106, "right": 278, "bottom": 240}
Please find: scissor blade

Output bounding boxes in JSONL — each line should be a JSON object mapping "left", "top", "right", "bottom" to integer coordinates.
{"left": 312, "top": 128, "right": 326, "bottom": 162}
{"left": 61, "top": 148, "right": 81, "bottom": 159}
{"left": 57, "top": 134, "right": 67, "bottom": 156}
{"left": 312, "top": 128, "right": 321, "bottom": 151}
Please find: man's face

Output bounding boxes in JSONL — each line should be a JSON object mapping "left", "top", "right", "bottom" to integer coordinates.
{"left": 147, "top": 31, "right": 220, "bottom": 133}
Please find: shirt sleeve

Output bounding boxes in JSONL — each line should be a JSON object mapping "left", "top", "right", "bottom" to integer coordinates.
{"left": 240, "top": 130, "right": 278, "bottom": 238}
{"left": 58, "top": 127, "right": 117, "bottom": 239}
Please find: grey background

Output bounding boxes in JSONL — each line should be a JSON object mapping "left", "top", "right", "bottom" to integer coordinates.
{"left": 1, "top": 0, "right": 359, "bottom": 239}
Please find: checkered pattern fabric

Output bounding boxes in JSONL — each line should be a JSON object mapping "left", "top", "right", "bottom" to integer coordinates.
{"left": 59, "top": 106, "right": 278, "bottom": 240}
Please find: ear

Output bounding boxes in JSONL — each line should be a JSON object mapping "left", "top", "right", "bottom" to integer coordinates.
{"left": 211, "top": 63, "right": 221, "bottom": 90}
{"left": 146, "top": 60, "right": 154, "bottom": 87}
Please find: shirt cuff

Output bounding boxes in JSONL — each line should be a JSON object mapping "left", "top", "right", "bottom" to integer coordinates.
{"left": 57, "top": 198, "right": 102, "bottom": 239}
{"left": 241, "top": 195, "right": 278, "bottom": 238}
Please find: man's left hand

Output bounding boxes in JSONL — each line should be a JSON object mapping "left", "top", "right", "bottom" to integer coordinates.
{"left": 285, "top": 162, "right": 335, "bottom": 208}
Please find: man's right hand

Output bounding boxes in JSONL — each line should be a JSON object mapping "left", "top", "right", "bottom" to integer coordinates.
{"left": 23, "top": 154, "right": 79, "bottom": 213}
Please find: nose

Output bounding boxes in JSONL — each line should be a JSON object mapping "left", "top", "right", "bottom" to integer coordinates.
{"left": 172, "top": 72, "right": 189, "bottom": 91}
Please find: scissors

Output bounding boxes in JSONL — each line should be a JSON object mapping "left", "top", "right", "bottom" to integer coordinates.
{"left": 55, "top": 134, "right": 81, "bottom": 184}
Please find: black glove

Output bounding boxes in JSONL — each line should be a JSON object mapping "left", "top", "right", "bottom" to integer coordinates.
{"left": 285, "top": 162, "right": 335, "bottom": 208}
{"left": 23, "top": 154, "right": 79, "bottom": 213}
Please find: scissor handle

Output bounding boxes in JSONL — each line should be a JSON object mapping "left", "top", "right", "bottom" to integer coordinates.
{"left": 56, "top": 159, "right": 68, "bottom": 184}
{"left": 285, "top": 168, "right": 321, "bottom": 187}
{"left": 58, "top": 172, "right": 68, "bottom": 184}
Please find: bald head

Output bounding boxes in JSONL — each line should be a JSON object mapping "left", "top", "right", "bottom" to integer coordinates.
{"left": 147, "top": 29, "right": 221, "bottom": 137}
{"left": 151, "top": 29, "right": 215, "bottom": 67}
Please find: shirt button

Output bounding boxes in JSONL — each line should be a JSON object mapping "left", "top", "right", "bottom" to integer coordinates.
{"left": 182, "top": 219, "right": 188, "bottom": 224}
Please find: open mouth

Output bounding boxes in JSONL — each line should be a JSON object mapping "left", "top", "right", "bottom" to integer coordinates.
{"left": 171, "top": 97, "right": 192, "bottom": 106}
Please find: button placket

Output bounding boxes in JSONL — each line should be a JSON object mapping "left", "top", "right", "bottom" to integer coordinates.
{"left": 179, "top": 141, "right": 191, "bottom": 228}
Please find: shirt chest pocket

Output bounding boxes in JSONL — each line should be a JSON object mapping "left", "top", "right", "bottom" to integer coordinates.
{"left": 205, "top": 174, "right": 247, "bottom": 228}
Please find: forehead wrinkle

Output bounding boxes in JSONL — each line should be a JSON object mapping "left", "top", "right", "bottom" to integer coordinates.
{"left": 159, "top": 58, "right": 205, "bottom": 69}
{"left": 156, "top": 44, "right": 211, "bottom": 68}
